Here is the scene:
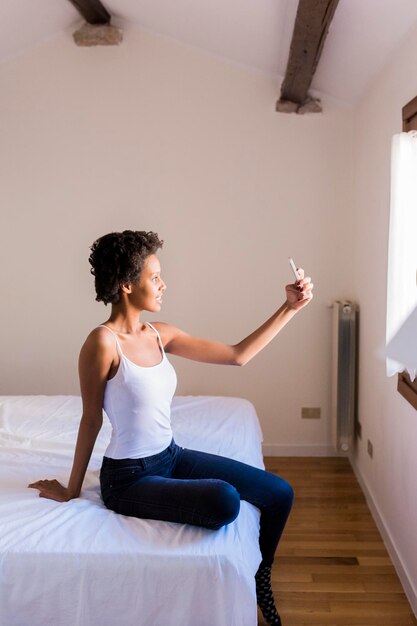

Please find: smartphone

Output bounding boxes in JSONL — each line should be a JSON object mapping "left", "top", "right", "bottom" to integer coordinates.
{"left": 288, "top": 257, "right": 300, "bottom": 282}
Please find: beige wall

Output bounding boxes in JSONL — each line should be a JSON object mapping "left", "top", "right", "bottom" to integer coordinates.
{"left": 351, "top": 23, "right": 417, "bottom": 612}
{"left": 0, "top": 24, "right": 354, "bottom": 454}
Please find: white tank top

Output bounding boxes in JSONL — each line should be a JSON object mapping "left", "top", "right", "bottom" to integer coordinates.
{"left": 97, "top": 323, "right": 177, "bottom": 459}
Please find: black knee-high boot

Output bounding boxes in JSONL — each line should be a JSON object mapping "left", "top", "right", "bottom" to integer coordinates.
{"left": 255, "top": 565, "right": 282, "bottom": 625}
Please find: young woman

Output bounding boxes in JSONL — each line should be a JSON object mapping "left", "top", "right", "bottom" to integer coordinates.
{"left": 29, "top": 230, "right": 314, "bottom": 626}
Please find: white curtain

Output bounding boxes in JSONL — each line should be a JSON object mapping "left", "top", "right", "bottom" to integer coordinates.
{"left": 386, "top": 131, "right": 417, "bottom": 379}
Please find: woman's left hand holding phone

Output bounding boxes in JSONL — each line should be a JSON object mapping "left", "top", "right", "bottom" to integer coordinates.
{"left": 285, "top": 267, "right": 314, "bottom": 311}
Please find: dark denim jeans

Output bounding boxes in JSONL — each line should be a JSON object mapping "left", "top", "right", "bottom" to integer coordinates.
{"left": 100, "top": 438, "right": 294, "bottom": 567}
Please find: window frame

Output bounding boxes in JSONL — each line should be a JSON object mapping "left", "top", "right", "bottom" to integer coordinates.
{"left": 403, "top": 95, "right": 417, "bottom": 131}
{"left": 396, "top": 96, "right": 417, "bottom": 409}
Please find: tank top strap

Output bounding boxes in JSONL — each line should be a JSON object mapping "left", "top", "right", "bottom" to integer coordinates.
{"left": 146, "top": 322, "right": 165, "bottom": 353}
{"left": 96, "top": 325, "right": 123, "bottom": 356}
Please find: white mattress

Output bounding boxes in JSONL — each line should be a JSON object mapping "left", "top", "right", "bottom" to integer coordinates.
{"left": 0, "top": 395, "right": 264, "bottom": 626}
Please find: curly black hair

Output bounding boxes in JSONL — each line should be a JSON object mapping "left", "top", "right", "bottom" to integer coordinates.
{"left": 89, "top": 230, "right": 163, "bottom": 305}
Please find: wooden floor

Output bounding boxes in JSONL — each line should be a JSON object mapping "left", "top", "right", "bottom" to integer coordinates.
{"left": 258, "top": 457, "right": 417, "bottom": 626}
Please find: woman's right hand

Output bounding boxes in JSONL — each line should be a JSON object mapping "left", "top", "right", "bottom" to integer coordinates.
{"left": 28, "top": 479, "right": 72, "bottom": 502}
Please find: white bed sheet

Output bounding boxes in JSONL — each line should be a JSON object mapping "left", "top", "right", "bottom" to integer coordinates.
{"left": 0, "top": 395, "right": 264, "bottom": 626}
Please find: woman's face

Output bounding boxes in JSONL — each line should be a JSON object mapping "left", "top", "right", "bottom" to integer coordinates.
{"left": 130, "top": 254, "right": 166, "bottom": 312}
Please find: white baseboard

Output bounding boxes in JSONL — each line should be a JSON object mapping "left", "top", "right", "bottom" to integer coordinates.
{"left": 349, "top": 455, "right": 417, "bottom": 617}
{"left": 262, "top": 444, "right": 336, "bottom": 457}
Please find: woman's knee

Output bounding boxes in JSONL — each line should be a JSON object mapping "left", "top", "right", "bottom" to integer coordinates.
{"left": 205, "top": 481, "right": 240, "bottom": 529}
{"left": 269, "top": 475, "right": 294, "bottom": 513}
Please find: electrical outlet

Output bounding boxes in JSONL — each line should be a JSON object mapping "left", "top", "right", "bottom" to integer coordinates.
{"left": 301, "top": 407, "right": 321, "bottom": 419}
{"left": 367, "top": 439, "right": 373, "bottom": 459}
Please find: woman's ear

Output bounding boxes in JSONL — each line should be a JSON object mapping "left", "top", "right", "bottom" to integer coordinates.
{"left": 120, "top": 283, "right": 133, "bottom": 294}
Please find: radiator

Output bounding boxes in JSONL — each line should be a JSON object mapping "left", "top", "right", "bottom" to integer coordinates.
{"left": 331, "top": 301, "right": 359, "bottom": 453}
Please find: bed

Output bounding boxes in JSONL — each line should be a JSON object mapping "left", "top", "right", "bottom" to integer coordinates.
{"left": 0, "top": 395, "right": 264, "bottom": 626}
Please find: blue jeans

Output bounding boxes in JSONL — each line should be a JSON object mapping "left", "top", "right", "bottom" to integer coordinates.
{"left": 100, "top": 438, "right": 294, "bottom": 567}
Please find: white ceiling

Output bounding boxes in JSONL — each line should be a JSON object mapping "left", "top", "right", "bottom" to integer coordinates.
{"left": 2, "top": 0, "right": 417, "bottom": 105}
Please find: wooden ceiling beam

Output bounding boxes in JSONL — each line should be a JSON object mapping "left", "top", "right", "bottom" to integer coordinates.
{"left": 67, "top": 0, "right": 111, "bottom": 25}
{"left": 277, "top": 0, "right": 339, "bottom": 113}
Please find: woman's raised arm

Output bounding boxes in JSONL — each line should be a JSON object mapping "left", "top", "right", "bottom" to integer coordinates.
{"left": 157, "top": 269, "right": 313, "bottom": 367}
